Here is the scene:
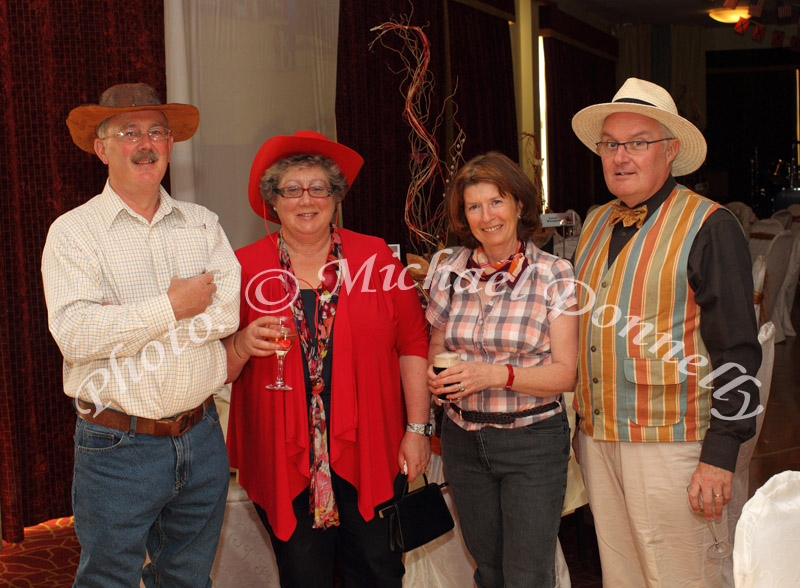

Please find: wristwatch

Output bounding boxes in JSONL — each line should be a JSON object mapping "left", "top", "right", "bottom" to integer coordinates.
{"left": 406, "top": 423, "right": 433, "bottom": 437}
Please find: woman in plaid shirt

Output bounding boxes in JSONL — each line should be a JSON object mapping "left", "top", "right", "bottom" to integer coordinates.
{"left": 427, "top": 151, "right": 578, "bottom": 588}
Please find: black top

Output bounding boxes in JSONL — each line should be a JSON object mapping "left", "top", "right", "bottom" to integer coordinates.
{"left": 299, "top": 289, "right": 334, "bottom": 418}
{"left": 607, "top": 177, "right": 761, "bottom": 472}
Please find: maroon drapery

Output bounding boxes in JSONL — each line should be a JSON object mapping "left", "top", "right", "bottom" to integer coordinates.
{"left": 336, "top": 0, "right": 518, "bottom": 257}
{"left": 0, "top": 0, "right": 166, "bottom": 543}
{"left": 542, "top": 36, "right": 617, "bottom": 217}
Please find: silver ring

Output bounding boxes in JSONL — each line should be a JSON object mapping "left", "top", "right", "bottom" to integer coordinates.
{"left": 457, "top": 383, "right": 466, "bottom": 393}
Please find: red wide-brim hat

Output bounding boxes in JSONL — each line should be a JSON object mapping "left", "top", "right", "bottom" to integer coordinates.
{"left": 248, "top": 131, "right": 364, "bottom": 223}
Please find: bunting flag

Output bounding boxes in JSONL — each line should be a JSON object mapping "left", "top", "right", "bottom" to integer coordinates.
{"left": 791, "top": 35, "right": 800, "bottom": 51}
{"left": 749, "top": 0, "right": 765, "bottom": 18}
{"left": 735, "top": 17, "right": 751, "bottom": 34}
{"left": 777, "top": 0, "right": 793, "bottom": 19}
{"left": 773, "top": 29, "right": 786, "bottom": 47}
{"left": 752, "top": 22, "right": 766, "bottom": 41}
{"left": 724, "top": 0, "right": 740, "bottom": 8}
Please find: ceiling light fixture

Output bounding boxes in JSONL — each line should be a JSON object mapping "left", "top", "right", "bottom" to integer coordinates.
{"left": 708, "top": 7, "right": 752, "bottom": 23}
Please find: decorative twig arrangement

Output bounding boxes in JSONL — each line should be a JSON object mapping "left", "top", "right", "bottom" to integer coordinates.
{"left": 370, "top": 11, "right": 465, "bottom": 257}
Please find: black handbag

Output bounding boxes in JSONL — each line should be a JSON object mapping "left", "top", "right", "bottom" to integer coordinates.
{"left": 379, "top": 473, "right": 455, "bottom": 553}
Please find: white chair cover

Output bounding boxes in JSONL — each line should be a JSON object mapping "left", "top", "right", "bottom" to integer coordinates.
{"left": 752, "top": 255, "right": 766, "bottom": 323}
{"left": 771, "top": 209, "right": 793, "bottom": 230}
{"left": 722, "top": 322, "right": 775, "bottom": 588}
{"left": 726, "top": 202, "right": 757, "bottom": 238}
{"left": 733, "top": 470, "right": 800, "bottom": 587}
{"left": 778, "top": 235, "right": 800, "bottom": 337}
{"left": 749, "top": 228, "right": 793, "bottom": 343}
{"left": 788, "top": 203, "right": 800, "bottom": 239}
{"left": 211, "top": 478, "right": 281, "bottom": 587}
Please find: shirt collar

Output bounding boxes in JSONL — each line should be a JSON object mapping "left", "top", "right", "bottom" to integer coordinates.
{"left": 97, "top": 180, "right": 183, "bottom": 228}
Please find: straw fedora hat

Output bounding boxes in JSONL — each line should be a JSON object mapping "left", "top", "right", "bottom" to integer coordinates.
{"left": 248, "top": 131, "right": 364, "bottom": 223}
{"left": 66, "top": 83, "right": 199, "bottom": 153}
{"left": 571, "top": 78, "right": 706, "bottom": 177}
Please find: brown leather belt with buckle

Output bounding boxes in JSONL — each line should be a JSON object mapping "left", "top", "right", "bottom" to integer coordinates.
{"left": 76, "top": 397, "right": 213, "bottom": 437}
{"left": 451, "top": 401, "right": 560, "bottom": 425}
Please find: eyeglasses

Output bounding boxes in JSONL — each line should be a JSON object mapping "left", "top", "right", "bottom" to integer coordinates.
{"left": 595, "top": 138, "right": 674, "bottom": 156}
{"left": 107, "top": 126, "right": 172, "bottom": 143}
{"left": 274, "top": 186, "right": 333, "bottom": 198}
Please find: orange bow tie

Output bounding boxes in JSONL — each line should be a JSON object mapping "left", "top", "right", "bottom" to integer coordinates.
{"left": 608, "top": 203, "right": 647, "bottom": 229}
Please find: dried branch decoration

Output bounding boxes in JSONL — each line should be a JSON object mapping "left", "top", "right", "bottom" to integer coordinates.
{"left": 370, "top": 11, "right": 465, "bottom": 256}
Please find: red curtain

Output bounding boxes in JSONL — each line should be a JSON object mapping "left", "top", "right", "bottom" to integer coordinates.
{"left": 0, "top": 0, "right": 166, "bottom": 543}
{"left": 336, "top": 0, "right": 518, "bottom": 257}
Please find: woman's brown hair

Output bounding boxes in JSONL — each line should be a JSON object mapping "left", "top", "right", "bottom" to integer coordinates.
{"left": 446, "top": 151, "right": 542, "bottom": 249}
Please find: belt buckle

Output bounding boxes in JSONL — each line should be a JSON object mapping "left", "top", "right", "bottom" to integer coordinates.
{"left": 175, "top": 411, "right": 197, "bottom": 436}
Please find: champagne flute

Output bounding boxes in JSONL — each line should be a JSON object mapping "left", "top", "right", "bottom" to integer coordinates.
{"left": 266, "top": 316, "right": 297, "bottom": 391}
{"left": 687, "top": 486, "right": 733, "bottom": 560}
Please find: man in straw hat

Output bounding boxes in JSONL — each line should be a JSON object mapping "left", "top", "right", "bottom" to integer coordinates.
{"left": 42, "top": 83, "right": 240, "bottom": 587}
{"left": 569, "top": 78, "right": 761, "bottom": 586}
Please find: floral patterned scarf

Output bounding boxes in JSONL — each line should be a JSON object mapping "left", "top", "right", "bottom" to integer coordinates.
{"left": 466, "top": 239, "right": 528, "bottom": 289}
{"left": 278, "top": 226, "right": 343, "bottom": 529}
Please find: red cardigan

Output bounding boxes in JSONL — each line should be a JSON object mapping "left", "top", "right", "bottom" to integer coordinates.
{"left": 227, "top": 228, "right": 429, "bottom": 540}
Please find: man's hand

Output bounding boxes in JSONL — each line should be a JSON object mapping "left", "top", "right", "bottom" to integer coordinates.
{"left": 398, "top": 431, "right": 431, "bottom": 482}
{"left": 687, "top": 462, "right": 734, "bottom": 520}
{"left": 168, "top": 273, "right": 216, "bottom": 320}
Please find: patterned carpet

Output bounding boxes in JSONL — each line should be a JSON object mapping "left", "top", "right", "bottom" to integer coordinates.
{"left": 0, "top": 513, "right": 603, "bottom": 588}
{"left": 0, "top": 517, "right": 79, "bottom": 588}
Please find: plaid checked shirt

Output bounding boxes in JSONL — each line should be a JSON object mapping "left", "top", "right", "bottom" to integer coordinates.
{"left": 42, "top": 181, "right": 240, "bottom": 419}
{"left": 426, "top": 241, "right": 576, "bottom": 430}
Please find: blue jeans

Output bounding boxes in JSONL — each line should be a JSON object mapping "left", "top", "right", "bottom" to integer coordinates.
{"left": 441, "top": 411, "right": 569, "bottom": 588}
{"left": 71, "top": 401, "right": 229, "bottom": 588}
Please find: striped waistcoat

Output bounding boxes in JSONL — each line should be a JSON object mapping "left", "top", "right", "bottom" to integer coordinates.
{"left": 574, "top": 186, "right": 720, "bottom": 443}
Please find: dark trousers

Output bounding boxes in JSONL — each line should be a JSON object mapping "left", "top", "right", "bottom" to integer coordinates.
{"left": 254, "top": 471, "right": 404, "bottom": 588}
{"left": 442, "top": 411, "right": 570, "bottom": 588}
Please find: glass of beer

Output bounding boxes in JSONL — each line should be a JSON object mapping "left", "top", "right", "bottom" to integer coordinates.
{"left": 433, "top": 352, "right": 462, "bottom": 402}
{"left": 266, "top": 316, "right": 297, "bottom": 391}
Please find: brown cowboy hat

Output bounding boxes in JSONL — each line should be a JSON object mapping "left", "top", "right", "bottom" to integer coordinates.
{"left": 66, "top": 83, "right": 199, "bottom": 153}
{"left": 248, "top": 130, "right": 364, "bottom": 223}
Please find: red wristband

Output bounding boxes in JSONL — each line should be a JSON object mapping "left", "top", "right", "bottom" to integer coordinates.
{"left": 504, "top": 364, "right": 515, "bottom": 390}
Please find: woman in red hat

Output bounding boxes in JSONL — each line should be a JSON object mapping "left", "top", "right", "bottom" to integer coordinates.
{"left": 223, "top": 131, "right": 430, "bottom": 588}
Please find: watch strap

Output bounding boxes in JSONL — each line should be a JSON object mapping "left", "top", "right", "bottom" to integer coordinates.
{"left": 406, "top": 422, "right": 433, "bottom": 437}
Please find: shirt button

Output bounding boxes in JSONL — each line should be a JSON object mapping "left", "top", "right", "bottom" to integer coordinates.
{"left": 590, "top": 345, "right": 597, "bottom": 352}
{"left": 592, "top": 377, "right": 599, "bottom": 384}
{"left": 601, "top": 282, "right": 608, "bottom": 288}
{"left": 620, "top": 231, "right": 627, "bottom": 236}
{"left": 594, "top": 409, "right": 600, "bottom": 415}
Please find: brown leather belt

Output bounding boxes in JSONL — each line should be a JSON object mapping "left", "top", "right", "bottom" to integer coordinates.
{"left": 76, "top": 397, "right": 213, "bottom": 437}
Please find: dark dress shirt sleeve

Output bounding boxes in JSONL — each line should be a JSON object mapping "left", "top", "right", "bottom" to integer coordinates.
{"left": 688, "top": 209, "right": 761, "bottom": 472}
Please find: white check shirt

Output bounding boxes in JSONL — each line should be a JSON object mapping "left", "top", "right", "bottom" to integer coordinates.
{"left": 42, "top": 181, "right": 240, "bottom": 419}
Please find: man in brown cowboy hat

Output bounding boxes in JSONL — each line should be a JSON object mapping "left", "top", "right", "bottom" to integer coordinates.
{"left": 570, "top": 78, "right": 761, "bottom": 587}
{"left": 42, "top": 83, "right": 240, "bottom": 587}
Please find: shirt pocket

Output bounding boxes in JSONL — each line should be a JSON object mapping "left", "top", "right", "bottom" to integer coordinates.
{"left": 171, "top": 223, "right": 209, "bottom": 277}
{"left": 623, "top": 358, "right": 687, "bottom": 428}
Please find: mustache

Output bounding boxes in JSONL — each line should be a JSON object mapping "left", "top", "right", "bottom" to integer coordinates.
{"left": 131, "top": 150, "right": 159, "bottom": 164}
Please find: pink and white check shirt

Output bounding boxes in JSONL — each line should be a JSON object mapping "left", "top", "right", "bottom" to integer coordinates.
{"left": 426, "top": 241, "right": 576, "bottom": 430}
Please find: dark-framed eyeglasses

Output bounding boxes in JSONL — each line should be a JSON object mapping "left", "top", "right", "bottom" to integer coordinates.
{"left": 274, "top": 186, "right": 333, "bottom": 199}
{"left": 108, "top": 126, "right": 172, "bottom": 143}
{"left": 595, "top": 138, "right": 674, "bottom": 156}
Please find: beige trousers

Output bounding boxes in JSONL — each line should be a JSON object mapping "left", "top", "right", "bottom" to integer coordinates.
{"left": 578, "top": 432, "right": 724, "bottom": 588}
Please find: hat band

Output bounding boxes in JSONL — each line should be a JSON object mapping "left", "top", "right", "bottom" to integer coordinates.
{"left": 613, "top": 97, "right": 656, "bottom": 107}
